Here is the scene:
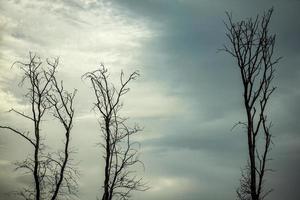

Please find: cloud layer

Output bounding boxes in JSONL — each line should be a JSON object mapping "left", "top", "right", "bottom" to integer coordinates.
{"left": 1, "top": 0, "right": 300, "bottom": 200}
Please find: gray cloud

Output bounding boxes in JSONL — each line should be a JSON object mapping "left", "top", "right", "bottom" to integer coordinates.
{"left": 111, "top": 1, "right": 300, "bottom": 199}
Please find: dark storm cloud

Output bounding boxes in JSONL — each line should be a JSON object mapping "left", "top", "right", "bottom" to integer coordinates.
{"left": 145, "top": 129, "right": 245, "bottom": 155}
{"left": 111, "top": 0, "right": 300, "bottom": 135}
{"left": 109, "top": 1, "right": 300, "bottom": 199}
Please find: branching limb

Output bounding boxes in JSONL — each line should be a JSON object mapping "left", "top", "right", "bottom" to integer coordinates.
{"left": 0, "top": 126, "right": 35, "bottom": 146}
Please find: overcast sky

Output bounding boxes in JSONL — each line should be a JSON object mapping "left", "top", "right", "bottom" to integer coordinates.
{"left": 0, "top": 0, "right": 300, "bottom": 199}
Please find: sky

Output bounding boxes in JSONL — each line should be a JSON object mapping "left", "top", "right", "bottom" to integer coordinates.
{"left": 0, "top": 0, "right": 300, "bottom": 199}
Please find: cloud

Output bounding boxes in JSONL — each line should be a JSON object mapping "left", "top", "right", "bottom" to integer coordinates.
{"left": 0, "top": 86, "right": 25, "bottom": 112}
{"left": 1, "top": 0, "right": 300, "bottom": 200}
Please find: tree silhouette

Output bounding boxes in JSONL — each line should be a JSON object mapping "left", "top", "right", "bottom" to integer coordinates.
{"left": 83, "top": 65, "right": 148, "bottom": 200}
{"left": 223, "top": 8, "right": 280, "bottom": 200}
{"left": 0, "top": 53, "right": 78, "bottom": 200}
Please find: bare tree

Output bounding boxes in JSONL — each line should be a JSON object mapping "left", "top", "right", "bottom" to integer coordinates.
{"left": 222, "top": 8, "right": 280, "bottom": 200}
{"left": 0, "top": 53, "right": 78, "bottom": 200}
{"left": 83, "top": 65, "right": 148, "bottom": 200}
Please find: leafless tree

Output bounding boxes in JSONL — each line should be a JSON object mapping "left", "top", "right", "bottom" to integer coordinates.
{"left": 0, "top": 53, "right": 78, "bottom": 200}
{"left": 222, "top": 8, "right": 280, "bottom": 200}
{"left": 83, "top": 65, "right": 148, "bottom": 200}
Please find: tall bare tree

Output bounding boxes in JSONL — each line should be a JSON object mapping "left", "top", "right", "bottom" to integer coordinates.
{"left": 222, "top": 8, "right": 280, "bottom": 200}
{"left": 0, "top": 53, "right": 78, "bottom": 200}
{"left": 83, "top": 65, "right": 148, "bottom": 200}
